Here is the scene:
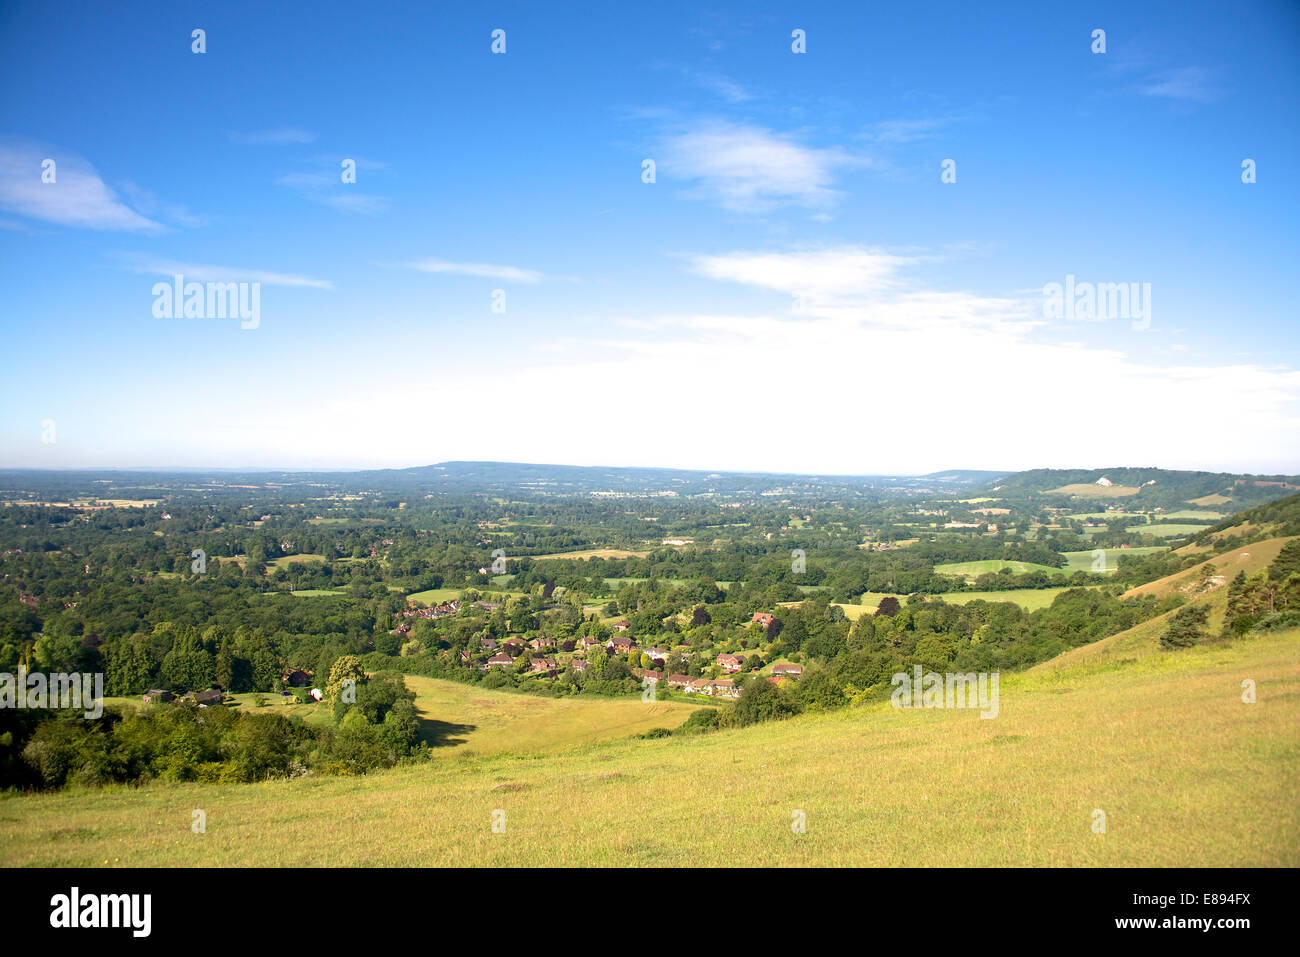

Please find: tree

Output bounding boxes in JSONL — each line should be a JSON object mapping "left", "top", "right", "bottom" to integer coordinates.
{"left": 731, "top": 678, "right": 799, "bottom": 727}
{"left": 1160, "top": 604, "right": 1208, "bottom": 649}
{"left": 875, "top": 596, "right": 902, "bottom": 618}
{"left": 325, "top": 655, "right": 366, "bottom": 700}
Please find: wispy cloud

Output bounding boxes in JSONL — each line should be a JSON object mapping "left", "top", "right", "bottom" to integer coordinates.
{"left": 0, "top": 143, "right": 162, "bottom": 231}
{"left": 1139, "top": 67, "right": 1220, "bottom": 102}
{"left": 404, "top": 259, "right": 544, "bottom": 282}
{"left": 228, "top": 128, "right": 317, "bottom": 145}
{"left": 861, "top": 117, "right": 956, "bottom": 145}
{"left": 118, "top": 181, "right": 206, "bottom": 228}
{"left": 122, "top": 255, "right": 333, "bottom": 288}
{"left": 659, "top": 121, "right": 865, "bottom": 213}
{"left": 276, "top": 157, "right": 389, "bottom": 213}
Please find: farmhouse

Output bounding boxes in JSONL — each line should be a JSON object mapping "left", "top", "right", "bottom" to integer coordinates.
{"left": 771, "top": 663, "right": 803, "bottom": 678}
{"left": 716, "top": 653, "right": 744, "bottom": 673}
{"left": 752, "top": 612, "right": 775, "bottom": 627}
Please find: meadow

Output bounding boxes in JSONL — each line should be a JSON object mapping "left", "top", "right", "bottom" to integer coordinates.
{"left": 934, "top": 559, "right": 1063, "bottom": 578}
{"left": 1059, "top": 546, "right": 1166, "bottom": 574}
{"left": 5, "top": 628, "right": 1294, "bottom": 867}
{"left": 1125, "top": 523, "right": 1218, "bottom": 539}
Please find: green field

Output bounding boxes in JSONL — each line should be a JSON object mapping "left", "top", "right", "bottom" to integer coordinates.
{"left": 8, "top": 628, "right": 1294, "bottom": 866}
{"left": 404, "top": 676, "right": 701, "bottom": 755}
{"left": 1059, "top": 546, "right": 1166, "bottom": 574}
{"left": 935, "top": 587, "right": 1090, "bottom": 610}
{"left": 290, "top": 589, "right": 345, "bottom": 597}
{"left": 407, "top": 587, "right": 464, "bottom": 605}
{"left": 1125, "top": 523, "right": 1215, "bottom": 539}
{"left": 934, "top": 559, "right": 1063, "bottom": 578}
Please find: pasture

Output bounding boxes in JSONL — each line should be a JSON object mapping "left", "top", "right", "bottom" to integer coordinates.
{"left": 7, "top": 629, "right": 1294, "bottom": 867}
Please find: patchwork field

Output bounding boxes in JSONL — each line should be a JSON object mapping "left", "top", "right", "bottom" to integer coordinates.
{"left": 6, "top": 629, "right": 1294, "bottom": 867}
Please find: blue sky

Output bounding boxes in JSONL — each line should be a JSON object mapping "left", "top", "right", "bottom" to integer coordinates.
{"left": 2, "top": 0, "right": 1298, "bottom": 474}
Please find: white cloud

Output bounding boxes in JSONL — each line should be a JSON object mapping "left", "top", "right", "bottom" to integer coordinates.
{"left": 120, "top": 248, "right": 1300, "bottom": 474}
{"left": 1139, "top": 67, "right": 1219, "bottom": 102}
{"left": 0, "top": 143, "right": 162, "bottom": 231}
{"left": 123, "top": 256, "right": 333, "bottom": 288}
{"left": 228, "top": 128, "right": 317, "bottom": 145}
{"left": 660, "top": 121, "right": 864, "bottom": 213}
{"left": 404, "top": 259, "right": 544, "bottom": 282}
{"left": 276, "top": 158, "right": 390, "bottom": 214}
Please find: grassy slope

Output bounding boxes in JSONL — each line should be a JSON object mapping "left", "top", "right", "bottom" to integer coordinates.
{"left": 5, "top": 623, "right": 1294, "bottom": 866}
{"left": 403, "top": 675, "right": 700, "bottom": 755}
{"left": 5, "top": 538, "right": 1297, "bottom": 868}
{"left": 1122, "top": 536, "right": 1293, "bottom": 600}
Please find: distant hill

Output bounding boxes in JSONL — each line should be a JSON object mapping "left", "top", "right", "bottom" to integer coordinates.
{"left": 980, "top": 468, "right": 1300, "bottom": 510}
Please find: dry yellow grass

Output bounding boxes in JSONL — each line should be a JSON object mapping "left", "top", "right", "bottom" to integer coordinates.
{"left": 1124, "top": 536, "right": 1293, "bottom": 600}
{"left": 2, "top": 627, "right": 1295, "bottom": 867}
{"left": 530, "top": 548, "right": 649, "bottom": 560}
{"left": 1046, "top": 483, "right": 1142, "bottom": 498}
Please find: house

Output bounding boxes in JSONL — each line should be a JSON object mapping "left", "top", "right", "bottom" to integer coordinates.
{"left": 685, "top": 678, "right": 711, "bottom": 695}
{"left": 530, "top": 637, "right": 556, "bottom": 651}
{"left": 485, "top": 654, "right": 514, "bottom": 668}
{"left": 480, "top": 638, "right": 499, "bottom": 652}
{"left": 710, "top": 679, "right": 738, "bottom": 699}
{"left": 608, "top": 634, "right": 637, "bottom": 653}
{"left": 771, "top": 663, "right": 802, "bottom": 678}
{"left": 570, "top": 659, "right": 590, "bottom": 673}
{"left": 284, "top": 669, "right": 312, "bottom": 687}
{"left": 637, "top": 670, "right": 661, "bottom": 684}
{"left": 716, "top": 653, "right": 744, "bottom": 673}
{"left": 141, "top": 689, "right": 174, "bottom": 704}
{"left": 1095, "top": 476, "right": 1113, "bottom": 487}
{"left": 580, "top": 635, "right": 603, "bottom": 649}
{"left": 529, "top": 658, "right": 558, "bottom": 677}
{"left": 184, "top": 689, "right": 224, "bottom": 706}
{"left": 645, "top": 647, "right": 670, "bottom": 662}
{"left": 666, "top": 674, "right": 693, "bottom": 689}
{"left": 752, "top": 612, "right": 775, "bottom": 627}
{"left": 502, "top": 639, "right": 524, "bottom": 656}
{"left": 613, "top": 621, "right": 630, "bottom": 632}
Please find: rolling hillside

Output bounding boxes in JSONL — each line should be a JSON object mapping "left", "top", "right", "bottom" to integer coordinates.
{"left": 4, "top": 624, "right": 1294, "bottom": 866}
